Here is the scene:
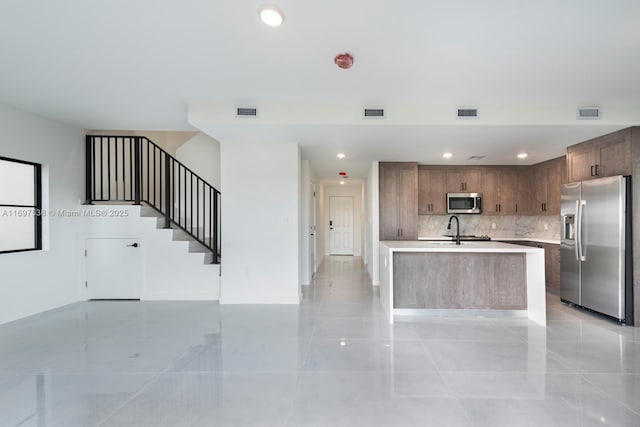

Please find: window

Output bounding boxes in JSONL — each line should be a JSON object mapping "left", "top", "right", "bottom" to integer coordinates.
{"left": 0, "top": 156, "right": 42, "bottom": 253}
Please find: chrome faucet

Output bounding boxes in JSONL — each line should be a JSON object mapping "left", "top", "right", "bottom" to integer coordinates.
{"left": 447, "top": 215, "right": 461, "bottom": 245}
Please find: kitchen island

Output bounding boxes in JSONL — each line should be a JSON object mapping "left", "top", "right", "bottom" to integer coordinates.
{"left": 379, "top": 241, "right": 546, "bottom": 325}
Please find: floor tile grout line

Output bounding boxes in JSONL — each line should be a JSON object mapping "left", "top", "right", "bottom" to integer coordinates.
{"left": 95, "top": 345, "right": 195, "bottom": 426}
{"left": 579, "top": 373, "right": 640, "bottom": 417}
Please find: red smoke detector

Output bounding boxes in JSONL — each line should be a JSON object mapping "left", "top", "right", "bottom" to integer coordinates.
{"left": 339, "top": 171, "right": 347, "bottom": 176}
{"left": 334, "top": 53, "right": 353, "bottom": 69}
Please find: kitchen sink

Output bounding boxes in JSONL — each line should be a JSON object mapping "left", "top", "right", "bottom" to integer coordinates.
{"left": 428, "top": 241, "right": 466, "bottom": 245}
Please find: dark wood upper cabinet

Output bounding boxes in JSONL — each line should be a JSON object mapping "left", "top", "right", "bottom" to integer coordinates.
{"left": 530, "top": 156, "right": 566, "bottom": 215}
{"left": 514, "top": 167, "right": 532, "bottom": 215}
{"left": 445, "top": 168, "right": 481, "bottom": 192}
{"left": 480, "top": 167, "right": 524, "bottom": 215}
{"left": 418, "top": 167, "right": 446, "bottom": 214}
{"left": 379, "top": 162, "right": 418, "bottom": 240}
{"left": 567, "top": 128, "right": 632, "bottom": 182}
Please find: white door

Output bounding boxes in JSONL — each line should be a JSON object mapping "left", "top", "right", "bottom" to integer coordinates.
{"left": 86, "top": 238, "right": 143, "bottom": 299}
{"left": 329, "top": 196, "right": 354, "bottom": 255}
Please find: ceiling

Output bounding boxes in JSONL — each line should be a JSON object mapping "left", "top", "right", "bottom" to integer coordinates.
{"left": 1, "top": 1, "right": 639, "bottom": 181}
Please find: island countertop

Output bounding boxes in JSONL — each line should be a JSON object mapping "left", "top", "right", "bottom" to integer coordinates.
{"left": 417, "top": 237, "right": 561, "bottom": 245}
{"left": 379, "top": 241, "right": 546, "bottom": 326}
{"left": 380, "top": 240, "right": 546, "bottom": 253}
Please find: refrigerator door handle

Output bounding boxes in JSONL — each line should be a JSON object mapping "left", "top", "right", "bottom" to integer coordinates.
{"left": 577, "top": 200, "right": 587, "bottom": 261}
{"left": 574, "top": 201, "right": 580, "bottom": 261}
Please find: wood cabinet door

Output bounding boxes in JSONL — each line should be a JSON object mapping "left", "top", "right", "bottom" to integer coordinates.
{"left": 498, "top": 168, "right": 518, "bottom": 215}
{"left": 397, "top": 164, "right": 418, "bottom": 239}
{"left": 445, "top": 168, "right": 481, "bottom": 192}
{"left": 481, "top": 168, "right": 501, "bottom": 214}
{"left": 514, "top": 168, "right": 532, "bottom": 215}
{"left": 379, "top": 163, "right": 400, "bottom": 240}
{"left": 418, "top": 167, "right": 446, "bottom": 215}
{"left": 549, "top": 157, "right": 566, "bottom": 214}
{"left": 597, "top": 132, "right": 632, "bottom": 177}
{"left": 532, "top": 165, "right": 548, "bottom": 214}
{"left": 463, "top": 169, "right": 482, "bottom": 192}
{"left": 445, "top": 169, "right": 464, "bottom": 192}
{"left": 379, "top": 162, "right": 417, "bottom": 240}
{"left": 545, "top": 244, "right": 561, "bottom": 294}
{"left": 567, "top": 144, "right": 595, "bottom": 182}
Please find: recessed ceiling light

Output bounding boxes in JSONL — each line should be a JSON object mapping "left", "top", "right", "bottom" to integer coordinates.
{"left": 340, "top": 180, "right": 345, "bottom": 185}
{"left": 443, "top": 152, "right": 453, "bottom": 159}
{"left": 517, "top": 153, "right": 528, "bottom": 159}
{"left": 337, "top": 153, "right": 346, "bottom": 159}
{"left": 259, "top": 5, "right": 284, "bottom": 27}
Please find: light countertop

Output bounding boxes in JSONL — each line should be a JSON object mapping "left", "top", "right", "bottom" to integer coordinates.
{"left": 380, "top": 240, "right": 544, "bottom": 253}
{"left": 418, "top": 236, "right": 560, "bottom": 245}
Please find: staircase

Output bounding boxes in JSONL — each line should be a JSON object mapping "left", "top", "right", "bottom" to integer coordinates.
{"left": 85, "top": 135, "right": 220, "bottom": 264}
{"left": 139, "top": 206, "right": 216, "bottom": 264}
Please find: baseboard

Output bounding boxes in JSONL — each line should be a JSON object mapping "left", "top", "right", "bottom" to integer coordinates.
{"left": 143, "top": 293, "right": 220, "bottom": 301}
{"left": 220, "top": 296, "right": 301, "bottom": 304}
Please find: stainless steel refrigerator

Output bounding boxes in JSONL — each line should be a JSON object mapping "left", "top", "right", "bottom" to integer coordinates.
{"left": 560, "top": 175, "right": 633, "bottom": 323}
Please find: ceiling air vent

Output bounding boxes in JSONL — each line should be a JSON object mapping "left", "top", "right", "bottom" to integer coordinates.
{"left": 468, "top": 155, "right": 486, "bottom": 160}
{"left": 457, "top": 107, "right": 478, "bottom": 118}
{"left": 577, "top": 107, "right": 600, "bottom": 120}
{"left": 363, "top": 107, "right": 385, "bottom": 118}
{"left": 236, "top": 107, "right": 258, "bottom": 117}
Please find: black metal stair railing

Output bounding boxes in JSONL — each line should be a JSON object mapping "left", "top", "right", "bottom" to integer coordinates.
{"left": 85, "top": 135, "right": 220, "bottom": 263}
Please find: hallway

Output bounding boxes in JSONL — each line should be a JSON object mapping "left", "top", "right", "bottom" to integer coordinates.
{"left": 0, "top": 256, "right": 639, "bottom": 426}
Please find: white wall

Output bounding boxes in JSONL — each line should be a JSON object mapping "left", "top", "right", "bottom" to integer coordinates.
{"left": 86, "top": 130, "right": 197, "bottom": 157}
{"left": 299, "top": 160, "right": 315, "bottom": 287}
{"left": 82, "top": 206, "right": 220, "bottom": 300}
{"left": 0, "top": 103, "right": 84, "bottom": 325}
{"left": 219, "top": 140, "right": 300, "bottom": 304}
{"left": 323, "top": 183, "right": 364, "bottom": 257}
{"left": 366, "top": 162, "right": 380, "bottom": 285}
{"left": 175, "top": 133, "right": 221, "bottom": 190}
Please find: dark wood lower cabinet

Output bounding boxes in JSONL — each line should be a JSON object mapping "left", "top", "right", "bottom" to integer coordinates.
{"left": 393, "top": 253, "right": 527, "bottom": 309}
{"left": 501, "top": 241, "right": 560, "bottom": 294}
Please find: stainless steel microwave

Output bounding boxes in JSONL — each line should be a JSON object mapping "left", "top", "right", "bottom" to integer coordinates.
{"left": 447, "top": 193, "right": 482, "bottom": 214}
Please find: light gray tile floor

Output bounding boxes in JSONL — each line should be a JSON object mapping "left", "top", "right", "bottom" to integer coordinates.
{"left": 1, "top": 256, "right": 639, "bottom": 426}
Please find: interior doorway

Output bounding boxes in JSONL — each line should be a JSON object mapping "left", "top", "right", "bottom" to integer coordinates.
{"left": 329, "top": 196, "right": 354, "bottom": 255}
{"left": 310, "top": 182, "right": 317, "bottom": 275}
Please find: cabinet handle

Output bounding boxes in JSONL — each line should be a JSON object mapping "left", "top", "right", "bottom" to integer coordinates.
{"left": 400, "top": 228, "right": 403, "bottom": 237}
{"left": 515, "top": 203, "right": 518, "bottom": 213}
{"left": 498, "top": 204, "right": 501, "bottom": 212}
{"left": 591, "top": 165, "right": 595, "bottom": 176}
{"left": 595, "top": 164, "right": 600, "bottom": 176}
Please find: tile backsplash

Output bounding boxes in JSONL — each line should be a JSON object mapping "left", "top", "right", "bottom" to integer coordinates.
{"left": 419, "top": 215, "right": 561, "bottom": 241}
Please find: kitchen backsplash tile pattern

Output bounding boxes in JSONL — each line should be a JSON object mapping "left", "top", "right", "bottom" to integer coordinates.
{"left": 419, "top": 215, "right": 561, "bottom": 241}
